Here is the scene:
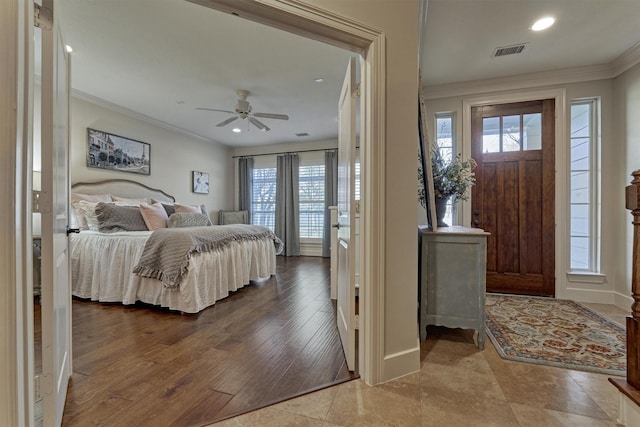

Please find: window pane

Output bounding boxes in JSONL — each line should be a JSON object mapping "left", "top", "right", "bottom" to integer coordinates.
{"left": 570, "top": 171, "right": 590, "bottom": 203}
{"left": 482, "top": 117, "right": 500, "bottom": 153}
{"left": 570, "top": 138, "right": 590, "bottom": 170}
{"left": 251, "top": 167, "right": 277, "bottom": 231}
{"left": 299, "top": 165, "right": 325, "bottom": 239}
{"left": 523, "top": 113, "right": 541, "bottom": 150}
{"left": 571, "top": 104, "right": 590, "bottom": 138}
{"left": 502, "top": 115, "right": 521, "bottom": 152}
{"left": 570, "top": 204, "right": 590, "bottom": 237}
{"left": 570, "top": 237, "right": 590, "bottom": 270}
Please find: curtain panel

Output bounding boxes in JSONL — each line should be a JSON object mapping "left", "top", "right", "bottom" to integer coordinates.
{"left": 238, "top": 157, "right": 254, "bottom": 223}
{"left": 323, "top": 150, "right": 338, "bottom": 257}
{"left": 275, "top": 153, "right": 300, "bottom": 256}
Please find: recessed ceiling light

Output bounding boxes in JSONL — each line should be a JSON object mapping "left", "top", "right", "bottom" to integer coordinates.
{"left": 65, "top": 45, "right": 73, "bottom": 53}
{"left": 232, "top": 128, "right": 241, "bottom": 133}
{"left": 531, "top": 16, "right": 555, "bottom": 32}
{"left": 314, "top": 77, "right": 325, "bottom": 84}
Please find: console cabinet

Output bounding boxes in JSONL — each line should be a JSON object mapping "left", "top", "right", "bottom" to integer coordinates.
{"left": 418, "top": 225, "right": 489, "bottom": 349}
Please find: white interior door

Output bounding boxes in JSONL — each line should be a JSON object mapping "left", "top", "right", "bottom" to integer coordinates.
{"left": 40, "top": 0, "right": 72, "bottom": 424}
{"left": 336, "top": 57, "right": 357, "bottom": 371}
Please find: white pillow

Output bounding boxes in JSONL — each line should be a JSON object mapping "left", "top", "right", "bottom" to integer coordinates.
{"left": 76, "top": 200, "right": 100, "bottom": 231}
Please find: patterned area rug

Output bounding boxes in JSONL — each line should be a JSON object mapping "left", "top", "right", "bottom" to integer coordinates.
{"left": 485, "top": 294, "right": 626, "bottom": 376}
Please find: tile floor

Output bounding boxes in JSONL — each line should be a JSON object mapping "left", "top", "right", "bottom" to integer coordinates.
{"left": 208, "top": 302, "right": 630, "bottom": 426}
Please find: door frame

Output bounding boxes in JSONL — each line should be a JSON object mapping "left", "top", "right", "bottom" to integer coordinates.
{"left": 4, "top": 3, "right": 412, "bottom": 419}
{"left": 1, "top": 0, "right": 35, "bottom": 425}
{"left": 462, "top": 88, "right": 568, "bottom": 299}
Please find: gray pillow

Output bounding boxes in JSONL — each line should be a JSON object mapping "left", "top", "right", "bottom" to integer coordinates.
{"left": 162, "top": 203, "right": 212, "bottom": 225}
{"left": 95, "top": 202, "right": 149, "bottom": 233}
{"left": 167, "top": 212, "right": 210, "bottom": 228}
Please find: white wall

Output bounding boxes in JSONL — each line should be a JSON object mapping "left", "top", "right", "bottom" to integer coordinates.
{"left": 69, "top": 96, "right": 234, "bottom": 221}
{"left": 422, "top": 78, "right": 625, "bottom": 305}
{"left": 614, "top": 61, "right": 640, "bottom": 309}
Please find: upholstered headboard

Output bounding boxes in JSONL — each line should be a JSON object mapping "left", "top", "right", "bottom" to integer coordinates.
{"left": 71, "top": 179, "right": 175, "bottom": 203}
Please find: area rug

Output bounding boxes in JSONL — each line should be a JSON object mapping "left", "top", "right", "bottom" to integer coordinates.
{"left": 485, "top": 294, "right": 626, "bottom": 376}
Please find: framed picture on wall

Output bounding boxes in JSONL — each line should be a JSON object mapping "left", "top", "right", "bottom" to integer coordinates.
{"left": 192, "top": 171, "right": 209, "bottom": 194}
{"left": 86, "top": 128, "right": 150, "bottom": 175}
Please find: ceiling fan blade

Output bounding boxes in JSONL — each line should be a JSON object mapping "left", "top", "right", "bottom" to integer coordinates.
{"left": 216, "top": 116, "right": 239, "bottom": 127}
{"left": 250, "top": 117, "right": 270, "bottom": 132}
{"left": 196, "top": 107, "right": 235, "bottom": 114}
{"left": 253, "top": 112, "right": 289, "bottom": 120}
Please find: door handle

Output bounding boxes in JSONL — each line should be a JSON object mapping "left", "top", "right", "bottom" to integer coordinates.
{"left": 473, "top": 210, "right": 480, "bottom": 216}
{"left": 66, "top": 226, "right": 80, "bottom": 235}
{"left": 473, "top": 220, "right": 480, "bottom": 226}
{"left": 332, "top": 223, "right": 340, "bottom": 229}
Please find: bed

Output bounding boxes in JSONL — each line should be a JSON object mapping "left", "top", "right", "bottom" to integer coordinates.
{"left": 70, "top": 179, "right": 282, "bottom": 313}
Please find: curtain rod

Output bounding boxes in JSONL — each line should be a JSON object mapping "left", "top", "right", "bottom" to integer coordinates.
{"left": 232, "top": 147, "right": 338, "bottom": 159}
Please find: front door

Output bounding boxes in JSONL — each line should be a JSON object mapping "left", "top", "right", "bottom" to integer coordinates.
{"left": 39, "top": 0, "right": 72, "bottom": 424}
{"left": 336, "top": 57, "right": 357, "bottom": 371}
{"left": 471, "top": 100, "right": 555, "bottom": 296}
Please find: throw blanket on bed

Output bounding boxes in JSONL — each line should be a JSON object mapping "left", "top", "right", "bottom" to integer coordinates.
{"left": 132, "top": 224, "right": 283, "bottom": 288}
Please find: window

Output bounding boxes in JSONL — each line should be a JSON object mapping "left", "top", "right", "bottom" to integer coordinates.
{"left": 250, "top": 162, "right": 326, "bottom": 239}
{"left": 299, "top": 164, "right": 325, "bottom": 239}
{"left": 570, "top": 99, "right": 599, "bottom": 271}
{"left": 435, "top": 113, "right": 455, "bottom": 225}
{"left": 251, "top": 167, "right": 277, "bottom": 231}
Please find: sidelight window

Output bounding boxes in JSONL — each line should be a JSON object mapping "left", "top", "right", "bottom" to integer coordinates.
{"left": 569, "top": 99, "right": 599, "bottom": 272}
{"left": 435, "top": 112, "right": 456, "bottom": 225}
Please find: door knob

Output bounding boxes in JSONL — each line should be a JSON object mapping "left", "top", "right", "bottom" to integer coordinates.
{"left": 332, "top": 223, "right": 341, "bottom": 229}
{"left": 473, "top": 220, "right": 480, "bottom": 226}
{"left": 473, "top": 210, "right": 480, "bottom": 216}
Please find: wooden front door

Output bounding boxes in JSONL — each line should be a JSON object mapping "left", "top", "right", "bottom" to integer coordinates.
{"left": 471, "top": 100, "right": 555, "bottom": 296}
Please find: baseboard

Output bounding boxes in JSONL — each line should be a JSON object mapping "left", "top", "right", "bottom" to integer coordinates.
{"left": 563, "top": 288, "right": 616, "bottom": 304}
{"left": 381, "top": 342, "right": 421, "bottom": 383}
{"left": 615, "top": 292, "right": 634, "bottom": 311}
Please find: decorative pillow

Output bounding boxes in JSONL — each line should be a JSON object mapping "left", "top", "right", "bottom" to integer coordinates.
{"left": 167, "top": 212, "right": 210, "bottom": 228}
{"left": 111, "top": 195, "right": 148, "bottom": 206}
{"left": 71, "top": 192, "right": 112, "bottom": 230}
{"left": 76, "top": 200, "right": 100, "bottom": 231}
{"left": 139, "top": 202, "right": 169, "bottom": 230}
{"left": 174, "top": 203, "right": 201, "bottom": 213}
{"left": 95, "top": 202, "right": 149, "bottom": 233}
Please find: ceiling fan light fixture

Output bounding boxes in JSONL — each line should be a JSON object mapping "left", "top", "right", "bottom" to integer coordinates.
{"left": 232, "top": 128, "right": 241, "bottom": 133}
{"left": 314, "top": 77, "right": 325, "bottom": 83}
{"left": 531, "top": 16, "right": 555, "bottom": 31}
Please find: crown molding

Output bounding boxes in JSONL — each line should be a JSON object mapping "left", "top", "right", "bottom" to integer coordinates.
{"left": 423, "top": 63, "right": 614, "bottom": 100}
{"left": 71, "top": 89, "right": 225, "bottom": 146}
{"left": 611, "top": 40, "right": 640, "bottom": 77}
{"left": 424, "top": 42, "right": 640, "bottom": 100}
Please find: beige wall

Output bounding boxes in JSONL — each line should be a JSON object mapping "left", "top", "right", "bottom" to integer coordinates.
{"left": 422, "top": 78, "right": 628, "bottom": 305}
{"left": 614, "top": 61, "right": 640, "bottom": 305}
{"left": 309, "top": 0, "right": 421, "bottom": 376}
{"left": 69, "top": 96, "right": 234, "bottom": 219}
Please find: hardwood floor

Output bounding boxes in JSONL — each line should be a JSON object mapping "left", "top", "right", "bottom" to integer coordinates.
{"left": 61, "top": 256, "right": 357, "bottom": 426}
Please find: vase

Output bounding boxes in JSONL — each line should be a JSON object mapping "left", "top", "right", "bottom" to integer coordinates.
{"left": 435, "top": 197, "right": 449, "bottom": 227}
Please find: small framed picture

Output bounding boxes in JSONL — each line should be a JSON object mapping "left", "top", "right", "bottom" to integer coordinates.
{"left": 192, "top": 171, "right": 209, "bottom": 194}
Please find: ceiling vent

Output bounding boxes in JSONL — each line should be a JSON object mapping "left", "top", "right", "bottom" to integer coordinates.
{"left": 492, "top": 43, "right": 527, "bottom": 57}
{"left": 295, "top": 132, "right": 309, "bottom": 137}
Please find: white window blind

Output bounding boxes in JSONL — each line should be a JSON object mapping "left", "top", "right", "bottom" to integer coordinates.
{"left": 251, "top": 167, "right": 276, "bottom": 231}
{"left": 299, "top": 164, "right": 325, "bottom": 239}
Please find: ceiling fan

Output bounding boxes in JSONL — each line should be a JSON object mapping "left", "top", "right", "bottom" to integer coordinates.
{"left": 196, "top": 89, "right": 289, "bottom": 132}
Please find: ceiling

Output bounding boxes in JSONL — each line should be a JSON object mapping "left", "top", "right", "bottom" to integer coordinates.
{"left": 59, "top": 0, "right": 640, "bottom": 149}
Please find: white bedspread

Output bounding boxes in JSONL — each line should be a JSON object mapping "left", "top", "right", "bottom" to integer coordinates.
{"left": 70, "top": 230, "right": 277, "bottom": 313}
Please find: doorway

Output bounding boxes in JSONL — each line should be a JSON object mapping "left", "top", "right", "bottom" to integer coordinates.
{"left": 471, "top": 99, "right": 555, "bottom": 296}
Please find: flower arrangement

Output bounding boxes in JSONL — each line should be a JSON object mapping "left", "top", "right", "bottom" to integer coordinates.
{"left": 417, "top": 148, "right": 477, "bottom": 210}
{"left": 431, "top": 149, "right": 477, "bottom": 202}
